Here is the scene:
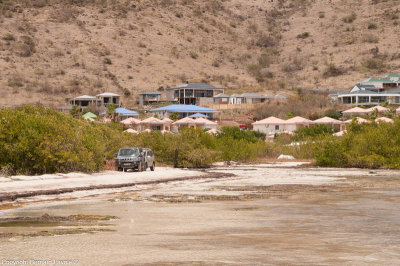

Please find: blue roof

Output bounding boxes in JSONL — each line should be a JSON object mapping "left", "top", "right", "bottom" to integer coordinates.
{"left": 189, "top": 113, "right": 208, "bottom": 118}
{"left": 150, "top": 104, "right": 218, "bottom": 113}
{"left": 168, "top": 83, "right": 219, "bottom": 90}
{"left": 356, "top": 83, "right": 376, "bottom": 89}
{"left": 115, "top": 107, "right": 138, "bottom": 115}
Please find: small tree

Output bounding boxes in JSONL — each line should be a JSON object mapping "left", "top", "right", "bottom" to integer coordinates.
{"left": 106, "top": 104, "right": 117, "bottom": 120}
{"left": 169, "top": 112, "right": 180, "bottom": 121}
{"left": 70, "top": 105, "right": 82, "bottom": 118}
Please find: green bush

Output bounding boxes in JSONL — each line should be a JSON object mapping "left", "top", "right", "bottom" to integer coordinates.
{"left": 0, "top": 106, "right": 271, "bottom": 174}
{"left": 315, "top": 120, "right": 400, "bottom": 169}
{"left": 295, "top": 125, "right": 333, "bottom": 140}
{"left": 0, "top": 105, "right": 129, "bottom": 174}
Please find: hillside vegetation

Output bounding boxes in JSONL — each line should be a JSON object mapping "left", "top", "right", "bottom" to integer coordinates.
{"left": 1, "top": 0, "right": 400, "bottom": 108}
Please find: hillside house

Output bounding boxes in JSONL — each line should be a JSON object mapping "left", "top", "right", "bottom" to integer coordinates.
{"left": 150, "top": 104, "right": 219, "bottom": 120}
{"left": 138, "top": 92, "right": 161, "bottom": 106}
{"left": 213, "top": 93, "right": 230, "bottom": 104}
{"left": 337, "top": 74, "right": 400, "bottom": 105}
{"left": 166, "top": 83, "right": 224, "bottom": 105}
{"left": 97, "top": 92, "right": 121, "bottom": 107}
{"left": 68, "top": 95, "right": 101, "bottom": 109}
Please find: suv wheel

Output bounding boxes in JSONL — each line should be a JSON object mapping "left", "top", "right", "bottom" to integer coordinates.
{"left": 150, "top": 162, "right": 155, "bottom": 171}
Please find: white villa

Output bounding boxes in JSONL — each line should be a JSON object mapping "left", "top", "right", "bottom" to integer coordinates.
{"left": 252, "top": 116, "right": 345, "bottom": 135}
{"left": 336, "top": 74, "right": 400, "bottom": 105}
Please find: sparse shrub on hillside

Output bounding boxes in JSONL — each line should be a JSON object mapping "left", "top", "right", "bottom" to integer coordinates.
{"left": 2, "top": 33, "right": 15, "bottom": 41}
{"left": 138, "top": 42, "right": 146, "bottom": 48}
{"left": 362, "top": 58, "right": 386, "bottom": 71}
{"left": 7, "top": 74, "right": 24, "bottom": 88}
{"left": 282, "top": 57, "right": 303, "bottom": 72}
{"left": 258, "top": 53, "right": 271, "bottom": 68}
{"left": 255, "top": 33, "right": 277, "bottom": 48}
{"left": 318, "top": 11, "right": 325, "bottom": 18}
{"left": 189, "top": 51, "right": 198, "bottom": 59}
{"left": 368, "top": 22, "right": 377, "bottom": 29}
{"left": 123, "top": 88, "right": 131, "bottom": 97}
{"left": 212, "top": 60, "right": 220, "bottom": 67}
{"left": 247, "top": 64, "right": 262, "bottom": 77}
{"left": 103, "top": 57, "right": 112, "bottom": 64}
{"left": 363, "top": 34, "right": 379, "bottom": 43}
{"left": 323, "top": 63, "right": 345, "bottom": 78}
{"left": 15, "top": 35, "right": 35, "bottom": 57}
{"left": 342, "top": 12, "right": 357, "bottom": 23}
{"left": 297, "top": 32, "right": 310, "bottom": 39}
{"left": 250, "top": 94, "right": 336, "bottom": 121}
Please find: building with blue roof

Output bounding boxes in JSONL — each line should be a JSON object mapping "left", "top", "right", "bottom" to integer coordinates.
{"left": 115, "top": 107, "right": 139, "bottom": 121}
{"left": 150, "top": 104, "right": 219, "bottom": 119}
{"left": 166, "top": 83, "right": 224, "bottom": 105}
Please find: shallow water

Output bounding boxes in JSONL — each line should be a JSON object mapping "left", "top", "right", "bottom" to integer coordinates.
{"left": 1, "top": 165, "right": 400, "bottom": 265}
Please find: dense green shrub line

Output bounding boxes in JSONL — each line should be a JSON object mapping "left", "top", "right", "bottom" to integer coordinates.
{"left": 0, "top": 105, "right": 272, "bottom": 175}
{"left": 315, "top": 120, "right": 400, "bottom": 169}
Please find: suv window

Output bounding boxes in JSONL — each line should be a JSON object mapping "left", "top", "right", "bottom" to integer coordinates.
{"left": 118, "top": 148, "right": 139, "bottom": 156}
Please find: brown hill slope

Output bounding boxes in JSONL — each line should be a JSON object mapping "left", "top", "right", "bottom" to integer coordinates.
{"left": 0, "top": 0, "right": 399, "bottom": 107}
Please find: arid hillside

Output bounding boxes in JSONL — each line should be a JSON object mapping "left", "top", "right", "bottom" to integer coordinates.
{"left": 1, "top": 0, "right": 399, "bottom": 107}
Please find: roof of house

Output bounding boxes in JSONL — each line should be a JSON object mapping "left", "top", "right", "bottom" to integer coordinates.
{"left": 252, "top": 116, "right": 286, "bottom": 125}
{"left": 194, "top": 117, "right": 217, "bottom": 125}
{"left": 140, "top": 117, "right": 164, "bottom": 124}
{"left": 172, "top": 116, "right": 197, "bottom": 125}
{"left": 342, "top": 107, "right": 370, "bottom": 113}
{"left": 82, "top": 112, "right": 97, "bottom": 119}
{"left": 150, "top": 104, "right": 218, "bottom": 113}
{"left": 275, "top": 94, "right": 288, "bottom": 98}
{"left": 140, "top": 91, "right": 161, "bottom": 95}
{"left": 167, "top": 83, "right": 220, "bottom": 90}
{"left": 385, "top": 74, "right": 400, "bottom": 78}
{"left": 214, "top": 93, "right": 229, "bottom": 98}
{"left": 264, "top": 94, "right": 275, "bottom": 98}
{"left": 162, "top": 117, "right": 174, "bottom": 123}
{"left": 375, "top": 117, "right": 394, "bottom": 123}
{"left": 120, "top": 117, "right": 141, "bottom": 125}
{"left": 115, "top": 107, "right": 138, "bottom": 115}
{"left": 230, "top": 94, "right": 242, "bottom": 97}
{"left": 75, "top": 95, "right": 97, "bottom": 100}
{"left": 97, "top": 92, "right": 120, "bottom": 97}
{"left": 366, "top": 106, "right": 389, "bottom": 112}
{"left": 378, "top": 78, "right": 394, "bottom": 83}
{"left": 356, "top": 83, "right": 376, "bottom": 89}
{"left": 313, "top": 116, "right": 342, "bottom": 124}
{"left": 362, "top": 77, "right": 381, "bottom": 83}
{"left": 240, "top": 93, "right": 263, "bottom": 98}
{"left": 285, "top": 116, "right": 312, "bottom": 124}
{"left": 189, "top": 113, "right": 208, "bottom": 118}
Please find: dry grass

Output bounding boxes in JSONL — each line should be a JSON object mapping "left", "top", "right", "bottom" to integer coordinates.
{"left": 0, "top": 0, "right": 400, "bottom": 107}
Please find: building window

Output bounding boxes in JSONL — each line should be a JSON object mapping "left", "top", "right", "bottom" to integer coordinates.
{"left": 275, "top": 125, "right": 279, "bottom": 130}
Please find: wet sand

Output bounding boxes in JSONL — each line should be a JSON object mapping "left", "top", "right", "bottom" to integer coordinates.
{"left": 1, "top": 163, "right": 400, "bottom": 265}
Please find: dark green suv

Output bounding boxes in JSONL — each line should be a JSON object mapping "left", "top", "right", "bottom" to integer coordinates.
{"left": 115, "top": 147, "right": 155, "bottom": 172}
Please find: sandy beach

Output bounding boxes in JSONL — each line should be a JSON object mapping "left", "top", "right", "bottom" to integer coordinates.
{"left": 1, "top": 163, "right": 400, "bottom": 265}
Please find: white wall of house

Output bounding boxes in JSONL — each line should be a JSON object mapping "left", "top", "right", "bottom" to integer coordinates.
{"left": 253, "top": 124, "right": 282, "bottom": 134}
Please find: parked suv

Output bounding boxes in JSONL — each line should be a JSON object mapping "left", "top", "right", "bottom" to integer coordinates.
{"left": 142, "top": 148, "right": 155, "bottom": 171}
{"left": 115, "top": 147, "right": 155, "bottom": 172}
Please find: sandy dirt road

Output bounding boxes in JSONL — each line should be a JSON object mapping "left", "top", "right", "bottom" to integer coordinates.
{"left": 1, "top": 163, "right": 400, "bottom": 265}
